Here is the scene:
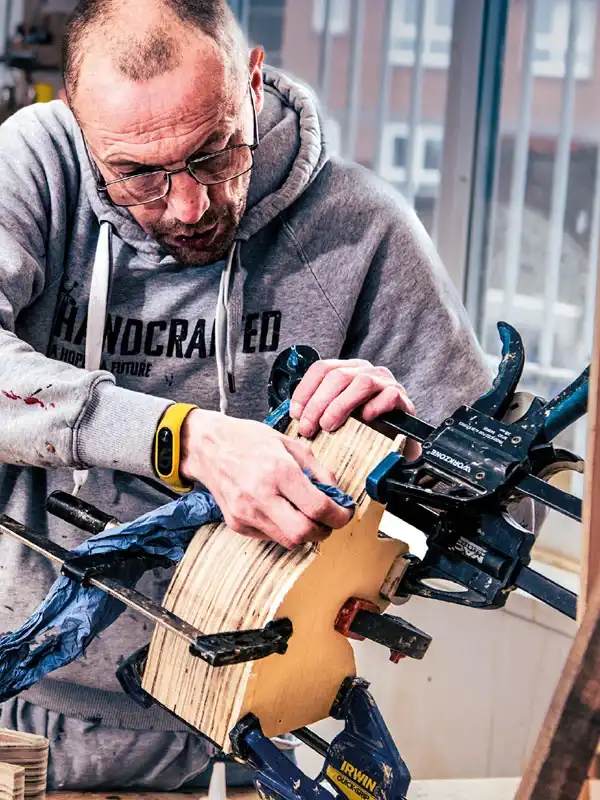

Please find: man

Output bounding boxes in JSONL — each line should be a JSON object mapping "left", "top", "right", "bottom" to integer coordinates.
{"left": 0, "top": 0, "right": 490, "bottom": 791}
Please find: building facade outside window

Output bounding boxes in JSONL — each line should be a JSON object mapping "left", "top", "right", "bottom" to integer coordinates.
{"left": 381, "top": 122, "right": 444, "bottom": 190}
{"left": 312, "top": 0, "right": 351, "bottom": 36}
{"left": 389, "top": 0, "right": 454, "bottom": 68}
{"left": 532, "top": 0, "right": 596, "bottom": 79}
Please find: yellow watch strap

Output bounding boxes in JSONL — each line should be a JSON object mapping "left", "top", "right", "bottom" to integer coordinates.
{"left": 154, "top": 403, "right": 199, "bottom": 493}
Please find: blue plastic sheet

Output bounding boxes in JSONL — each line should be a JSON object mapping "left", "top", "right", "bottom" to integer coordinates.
{"left": 0, "top": 476, "right": 354, "bottom": 701}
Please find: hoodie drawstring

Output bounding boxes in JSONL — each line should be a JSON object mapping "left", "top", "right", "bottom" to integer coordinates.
{"left": 72, "top": 221, "right": 113, "bottom": 496}
{"left": 215, "top": 243, "right": 235, "bottom": 415}
{"left": 215, "top": 240, "right": 246, "bottom": 416}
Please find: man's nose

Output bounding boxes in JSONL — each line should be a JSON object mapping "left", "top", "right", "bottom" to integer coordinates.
{"left": 167, "top": 170, "right": 210, "bottom": 225}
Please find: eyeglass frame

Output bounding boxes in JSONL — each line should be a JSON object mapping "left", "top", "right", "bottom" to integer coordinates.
{"left": 83, "top": 81, "right": 260, "bottom": 208}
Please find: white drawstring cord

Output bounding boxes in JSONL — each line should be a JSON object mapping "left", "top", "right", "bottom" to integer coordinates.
{"left": 72, "top": 222, "right": 112, "bottom": 496}
{"left": 215, "top": 243, "right": 237, "bottom": 415}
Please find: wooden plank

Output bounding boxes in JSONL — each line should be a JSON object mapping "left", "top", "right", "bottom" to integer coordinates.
{"left": 142, "top": 417, "right": 407, "bottom": 749}
{"left": 583, "top": 274, "right": 600, "bottom": 796}
{"left": 581, "top": 233, "right": 600, "bottom": 609}
{"left": 517, "top": 275, "right": 600, "bottom": 798}
{"left": 0, "top": 763, "right": 25, "bottom": 800}
{"left": 514, "top": 570, "right": 600, "bottom": 799}
{"left": 0, "top": 732, "right": 48, "bottom": 800}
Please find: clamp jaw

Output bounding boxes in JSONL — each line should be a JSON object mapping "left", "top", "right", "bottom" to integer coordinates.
{"left": 230, "top": 678, "right": 411, "bottom": 800}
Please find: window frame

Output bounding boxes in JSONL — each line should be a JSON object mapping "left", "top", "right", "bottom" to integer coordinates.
{"left": 312, "top": 0, "right": 351, "bottom": 36}
{"left": 389, "top": 0, "right": 455, "bottom": 69}
{"left": 532, "top": 0, "right": 596, "bottom": 79}
{"left": 381, "top": 122, "right": 444, "bottom": 187}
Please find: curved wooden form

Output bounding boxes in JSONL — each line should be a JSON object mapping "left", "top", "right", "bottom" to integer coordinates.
{"left": 142, "top": 417, "right": 408, "bottom": 750}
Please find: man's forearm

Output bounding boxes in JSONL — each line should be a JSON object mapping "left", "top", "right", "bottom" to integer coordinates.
{"left": 0, "top": 330, "right": 171, "bottom": 478}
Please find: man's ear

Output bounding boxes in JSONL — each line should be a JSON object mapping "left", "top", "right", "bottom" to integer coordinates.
{"left": 249, "top": 46, "right": 265, "bottom": 113}
{"left": 59, "top": 87, "right": 69, "bottom": 107}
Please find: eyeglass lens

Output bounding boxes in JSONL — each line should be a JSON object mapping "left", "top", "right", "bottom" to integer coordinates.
{"left": 107, "top": 145, "right": 254, "bottom": 206}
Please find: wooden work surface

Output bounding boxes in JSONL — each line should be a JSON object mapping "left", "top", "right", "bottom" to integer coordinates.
{"left": 47, "top": 781, "right": 520, "bottom": 799}
{"left": 46, "top": 779, "right": 527, "bottom": 799}
{"left": 47, "top": 780, "right": 600, "bottom": 799}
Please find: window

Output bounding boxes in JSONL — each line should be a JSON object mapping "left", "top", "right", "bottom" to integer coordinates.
{"left": 312, "top": 0, "right": 350, "bottom": 36}
{"left": 393, "top": 137, "right": 407, "bottom": 169}
{"left": 381, "top": 123, "right": 444, "bottom": 187}
{"left": 533, "top": 0, "right": 596, "bottom": 79}
{"left": 390, "top": 0, "right": 454, "bottom": 69}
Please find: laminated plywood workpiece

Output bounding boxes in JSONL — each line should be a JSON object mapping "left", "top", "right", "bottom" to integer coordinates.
{"left": 0, "top": 763, "right": 24, "bottom": 800}
{"left": 0, "top": 731, "right": 48, "bottom": 800}
{"left": 142, "top": 416, "right": 408, "bottom": 749}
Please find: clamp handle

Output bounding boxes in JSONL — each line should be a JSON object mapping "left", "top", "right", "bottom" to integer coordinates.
{"left": 47, "top": 491, "right": 119, "bottom": 534}
{"left": 267, "top": 345, "right": 321, "bottom": 412}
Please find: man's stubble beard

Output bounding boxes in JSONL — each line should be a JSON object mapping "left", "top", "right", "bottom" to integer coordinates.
{"left": 157, "top": 218, "right": 238, "bottom": 266}
{"left": 147, "top": 175, "right": 252, "bottom": 267}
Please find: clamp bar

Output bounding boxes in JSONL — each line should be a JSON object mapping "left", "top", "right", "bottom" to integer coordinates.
{"left": 0, "top": 515, "right": 292, "bottom": 667}
{"left": 515, "top": 566, "right": 578, "bottom": 621}
{"left": 516, "top": 474, "right": 582, "bottom": 523}
{"left": 0, "top": 514, "right": 203, "bottom": 644}
{"left": 365, "top": 408, "right": 434, "bottom": 444}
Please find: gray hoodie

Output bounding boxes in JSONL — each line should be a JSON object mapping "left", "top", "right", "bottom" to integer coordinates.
{"left": 0, "top": 67, "right": 491, "bottom": 729}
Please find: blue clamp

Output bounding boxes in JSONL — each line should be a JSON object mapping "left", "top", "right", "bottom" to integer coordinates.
{"left": 366, "top": 453, "right": 406, "bottom": 504}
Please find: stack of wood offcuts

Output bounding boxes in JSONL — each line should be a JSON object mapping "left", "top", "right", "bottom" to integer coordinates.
{"left": 0, "top": 731, "right": 48, "bottom": 800}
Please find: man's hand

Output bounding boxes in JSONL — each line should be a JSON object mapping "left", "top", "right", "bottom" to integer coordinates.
{"left": 179, "top": 410, "right": 353, "bottom": 549}
{"left": 289, "top": 359, "right": 421, "bottom": 459}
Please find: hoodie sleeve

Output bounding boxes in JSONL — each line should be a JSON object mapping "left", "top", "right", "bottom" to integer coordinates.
{"left": 339, "top": 187, "right": 493, "bottom": 426}
{"left": 0, "top": 105, "right": 171, "bottom": 477}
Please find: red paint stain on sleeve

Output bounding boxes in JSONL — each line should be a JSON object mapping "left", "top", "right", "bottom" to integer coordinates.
{"left": 3, "top": 391, "right": 53, "bottom": 409}
{"left": 24, "top": 397, "right": 45, "bottom": 408}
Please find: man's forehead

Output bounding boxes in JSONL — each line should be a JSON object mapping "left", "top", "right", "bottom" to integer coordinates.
{"left": 75, "top": 39, "right": 244, "bottom": 143}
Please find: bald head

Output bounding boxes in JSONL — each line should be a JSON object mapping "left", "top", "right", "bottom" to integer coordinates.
{"left": 63, "top": 0, "right": 248, "bottom": 107}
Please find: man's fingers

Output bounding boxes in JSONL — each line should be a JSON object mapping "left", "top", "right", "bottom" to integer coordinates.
{"left": 359, "top": 384, "right": 416, "bottom": 421}
{"left": 284, "top": 439, "right": 336, "bottom": 485}
{"left": 289, "top": 359, "right": 369, "bottom": 422}
{"left": 224, "top": 496, "right": 325, "bottom": 549}
{"left": 281, "top": 444, "right": 353, "bottom": 529}
{"left": 318, "top": 373, "right": 396, "bottom": 433}
{"left": 266, "top": 497, "right": 333, "bottom": 549}
{"left": 295, "top": 369, "right": 358, "bottom": 437}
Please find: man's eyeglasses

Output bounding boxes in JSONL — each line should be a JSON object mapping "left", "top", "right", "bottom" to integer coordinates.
{"left": 86, "top": 85, "right": 260, "bottom": 208}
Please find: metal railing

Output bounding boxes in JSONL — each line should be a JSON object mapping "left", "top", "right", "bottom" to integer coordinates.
{"left": 485, "top": 0, "right": 597, "bottom": 470}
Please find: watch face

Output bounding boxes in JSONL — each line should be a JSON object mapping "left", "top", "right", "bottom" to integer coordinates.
{"left": 157, "top": 428, "right": 174, "bottom": 476}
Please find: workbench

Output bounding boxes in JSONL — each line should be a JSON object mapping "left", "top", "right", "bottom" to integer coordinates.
{"left": 48, "top": 778, "right": 523, "bottom": 799}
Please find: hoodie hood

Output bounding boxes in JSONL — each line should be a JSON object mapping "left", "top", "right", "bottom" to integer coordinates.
{"left": 75, "top": 66, "right": 330, "bottom": 263}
